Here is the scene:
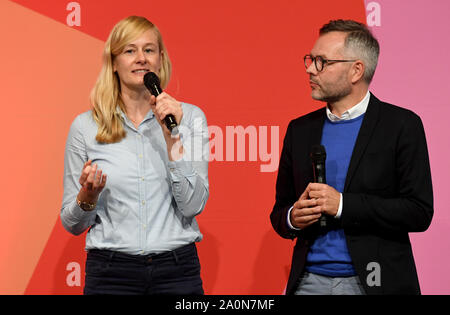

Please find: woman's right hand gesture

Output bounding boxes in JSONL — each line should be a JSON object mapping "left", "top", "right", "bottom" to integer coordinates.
{"left": 77, "top": 160, "right": 107, "bottom": 207}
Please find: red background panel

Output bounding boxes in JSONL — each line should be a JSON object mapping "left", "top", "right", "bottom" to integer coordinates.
{"left": 3, "top": 0, "right": 366, "bottom": 294}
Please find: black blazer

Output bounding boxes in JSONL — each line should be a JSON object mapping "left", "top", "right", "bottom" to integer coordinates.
{"left": 270, "top": 93, "right": 433, "bottom": 295}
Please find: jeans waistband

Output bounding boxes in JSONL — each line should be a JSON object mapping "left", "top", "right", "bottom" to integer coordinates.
{"left": 87, "top": 243, "right": 196, "bottom": 265}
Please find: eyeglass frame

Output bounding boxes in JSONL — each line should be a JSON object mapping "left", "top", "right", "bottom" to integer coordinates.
{"left": 304, "top": 54, "right": 357, "bottom": 72}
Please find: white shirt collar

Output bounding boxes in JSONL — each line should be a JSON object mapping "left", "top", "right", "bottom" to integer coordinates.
{"left": 326, "top": 91, "right": 371, "bottom": 122}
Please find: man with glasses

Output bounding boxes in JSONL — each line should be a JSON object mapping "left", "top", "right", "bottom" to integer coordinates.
{"left": 270, "top": 20, "right": 433, "bottom": 295}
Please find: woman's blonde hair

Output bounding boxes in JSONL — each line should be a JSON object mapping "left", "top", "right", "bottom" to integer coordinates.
{"left": 91, "top": 16, "right": 172, "bottom": 143}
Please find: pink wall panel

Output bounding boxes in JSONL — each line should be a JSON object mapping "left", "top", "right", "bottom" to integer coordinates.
{"left": 365, "top": 0, "right": 450, "bottom": 294}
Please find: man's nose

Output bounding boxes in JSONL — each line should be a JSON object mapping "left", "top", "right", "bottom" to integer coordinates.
{"left": 306, "top": 62, "right": 317, "bottom": 75}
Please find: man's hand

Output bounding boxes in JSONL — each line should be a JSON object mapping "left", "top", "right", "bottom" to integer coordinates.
{"left": 305, "top": 183, "right": 340, "bottom": 217}
{"left": 290, "top": 189, "right": 322, "bottom": 229}
{"left": 290, "top": 183, "right": 341, "bottom": 229}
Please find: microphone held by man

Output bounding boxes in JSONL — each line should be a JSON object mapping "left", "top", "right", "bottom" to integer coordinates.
{"left": 310, "top": 144, "right": 328, "bottom": 227}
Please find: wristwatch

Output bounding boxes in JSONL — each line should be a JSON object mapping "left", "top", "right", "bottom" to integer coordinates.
{"left": 76, "top": 197, "right": 97, "bottom": 211}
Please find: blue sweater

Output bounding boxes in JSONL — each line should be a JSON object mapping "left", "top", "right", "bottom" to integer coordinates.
{"left": 305, "top": 115, "right": 364, "bottom": 277}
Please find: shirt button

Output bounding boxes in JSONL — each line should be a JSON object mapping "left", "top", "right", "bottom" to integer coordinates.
{"left": 141, "top": 177, "right": 145, "bottom": 181}
{"left": 138, "top": 154, "right": 143, "bottom": 158}
{"left": 142, "top": 200, "right": 146, "bottom": 205}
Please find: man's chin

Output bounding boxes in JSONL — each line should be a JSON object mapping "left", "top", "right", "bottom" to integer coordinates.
{"left": 311, "top": 91, "right": 343, "bottom": 103}
{"left": 311, "top": 91, "right": 325, "bottom": 102}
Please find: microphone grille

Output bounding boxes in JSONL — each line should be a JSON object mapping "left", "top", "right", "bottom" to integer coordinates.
{"left": 143, "top": 72, "right": 161, "bottom": 96}
{"left": 144, "top": 71, "right": 160, "bottom": 85}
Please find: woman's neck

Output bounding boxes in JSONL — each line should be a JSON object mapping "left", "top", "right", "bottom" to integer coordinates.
{"left": 121, "top": 85, "right": 152, "bottom": 127}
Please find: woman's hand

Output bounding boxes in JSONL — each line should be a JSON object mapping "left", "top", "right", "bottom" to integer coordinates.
{"left": 77, "top": 160, "right": 107, "bottom": 205}
{"left": 150, "top": 92, "right": 184, "bottom": 160}
{"left": 150, "top": 92, "right": 183, "bottom": 137}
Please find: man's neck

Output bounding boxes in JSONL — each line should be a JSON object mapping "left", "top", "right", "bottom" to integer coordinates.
{"left": 328, "top": 88, "right": 369, "bottom": 118}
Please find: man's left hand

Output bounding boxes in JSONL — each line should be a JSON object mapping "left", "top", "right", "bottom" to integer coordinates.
{"left": 305, "top": 183, "right": 340, "bottom": 217}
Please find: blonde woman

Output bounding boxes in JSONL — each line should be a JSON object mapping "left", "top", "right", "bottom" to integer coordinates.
{"left": 61, "top": 16, "right": 209, "bottom": 295}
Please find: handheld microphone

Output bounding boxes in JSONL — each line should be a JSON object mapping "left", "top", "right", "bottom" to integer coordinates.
{"left": 310, "top": 144, "right": 327, "bottom": 227}
{"left": 143, "top": 72, "right": 179, "bottom": 136}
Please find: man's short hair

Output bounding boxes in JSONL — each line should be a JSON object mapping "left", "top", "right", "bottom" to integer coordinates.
{"left": 320, "top": 19, "right": 380, "bottom": 84}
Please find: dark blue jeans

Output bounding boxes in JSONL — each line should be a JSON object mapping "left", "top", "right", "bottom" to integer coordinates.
{"left": 84, "top": 243, "right": 204, "bottom": 295}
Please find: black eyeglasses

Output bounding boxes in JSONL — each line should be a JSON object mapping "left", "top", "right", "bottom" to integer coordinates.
{"left": 304, "top": 54, "right": 357, "bottom": 72}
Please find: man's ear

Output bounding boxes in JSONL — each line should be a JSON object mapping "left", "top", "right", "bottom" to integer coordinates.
{"left": 351, "top": 60, "right": 365, "bottom": 84}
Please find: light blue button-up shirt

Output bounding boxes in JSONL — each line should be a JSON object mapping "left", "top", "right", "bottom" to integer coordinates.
{"left": 61, "top": 103, "right": 209, "bottom": 255}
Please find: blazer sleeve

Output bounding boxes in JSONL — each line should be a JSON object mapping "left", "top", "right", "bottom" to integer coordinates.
{"left": 270, "top": 121, "right": 299, "bottom": 239}
{"left": 341, "top": 112, "right": 433, "bottom": 233}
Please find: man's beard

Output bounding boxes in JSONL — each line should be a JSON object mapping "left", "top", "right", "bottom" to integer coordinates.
{"left": 310, "top": 75, "right": 352, "bottom": 103}
{"left": 311, "top": 85, "right": 352, "bottom": 103}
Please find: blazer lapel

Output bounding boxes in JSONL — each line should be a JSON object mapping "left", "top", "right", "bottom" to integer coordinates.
{"left": 344, "top": 93, "right": 381, "bottom": 192}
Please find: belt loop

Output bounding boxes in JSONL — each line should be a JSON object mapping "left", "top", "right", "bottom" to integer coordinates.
{"left": 108, "top": 251, "right": 115, "bottom": 266}
{"left": 173, "top": 250, "right": 179, "bottom": 265}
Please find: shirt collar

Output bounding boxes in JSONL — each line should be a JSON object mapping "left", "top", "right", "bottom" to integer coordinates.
{"left": 326, "top": 90, "right": 370, "bottom": 122}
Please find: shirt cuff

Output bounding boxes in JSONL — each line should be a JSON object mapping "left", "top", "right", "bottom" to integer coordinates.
{"left": 69, "top": 199, "right": 97, "bottom": 221}
{"left": 335, "top": 193, "right": 343, "bottom": 219}
{"left": 167, "top": 159, "right": 195, "bottom": 182}
{"left": 287, "top": 206, "right": 301, "bottom": 231}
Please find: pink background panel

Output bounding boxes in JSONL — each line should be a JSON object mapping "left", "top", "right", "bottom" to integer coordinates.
{"left": 365, "top": 0, "right": 450, "bottom": 294}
